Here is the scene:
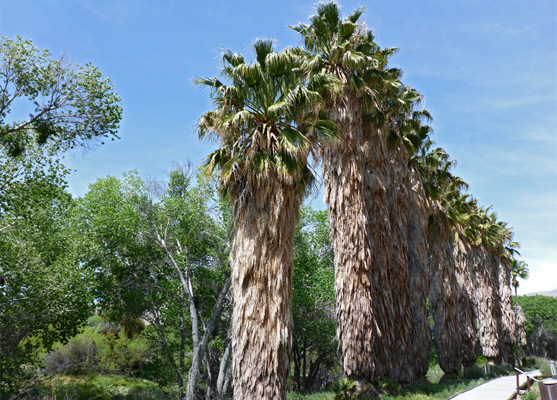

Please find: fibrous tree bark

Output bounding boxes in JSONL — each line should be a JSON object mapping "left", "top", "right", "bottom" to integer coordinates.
{"left": 453, "top": 237, "right": 479, "bottom": 367}
{"left": 376, "top": 131, "right": 414, "bottom": 383}
{"left": 322, "top": 91, "right": 379, "bottom": 383}
{"left": 470, "top": 245, "right": 503, "bottom": 364}
{"left": 498, "top": 258, "right": 517, "bottom": 362}
{"left": 229, "top": 173, "right": 299, "bottom": 399}
{"left": 406, "top": 169, "right": 431, "bottom": 379}
{"left": 427, "top": 212, "right": 462, "bottom": 374}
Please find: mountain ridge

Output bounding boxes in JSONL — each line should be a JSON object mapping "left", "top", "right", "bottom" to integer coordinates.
{"left": 524, "top": 288, "right": 557, "bottom": 297}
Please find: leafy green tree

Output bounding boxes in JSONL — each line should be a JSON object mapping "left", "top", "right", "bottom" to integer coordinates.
{"left": 0, "top": 36, "right": 122, "bottom": 157}
{"left": 0, "top": 146, "right": 93, "bottom": 396}
{"left": 73, "top": 168, "right": 231, "bottom": 400}
{"left": 291, "top": 207, "right": 338, "bottom": 391}
{"left": 517, "top": 295, "right": 557, "bottom": 359}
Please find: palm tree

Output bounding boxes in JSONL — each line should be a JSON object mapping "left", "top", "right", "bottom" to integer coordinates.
{"left": 291, "top": 2, "right": 415, "bottom": 387}
{"left": 510, "top": 259, "right": 529, "bottom": 301}
{"left": 196, "top": 40, "right": 334, "bottom": 399}
{"left": 382, "top": 87, "right": 434, "bottom": 381}
{"left": 469, "top": 208, "right": 506, "bottom": 365}
{"left": 398, "top": 105, "right": 436, "bottom": 379}
{"left": 418, "top": 146, "right": 465, "bottom": 374}
{"left": 510, "top": 258, "right": 529, "bottom": 350}
{"left": 453, "top": 234, "right": 479, "bottom": 367}
{"left": 509, "top": 259, "right": 529, "bottom": 348}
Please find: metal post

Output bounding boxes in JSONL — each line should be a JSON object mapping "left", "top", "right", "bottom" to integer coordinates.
{"left": 516, "top": 370, "right": 520, "bottom": 398}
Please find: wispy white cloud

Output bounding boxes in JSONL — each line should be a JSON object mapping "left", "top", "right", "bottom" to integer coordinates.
{"left": 459, "top": 20, "right": 534, "bottom": 38}
{"left": 77, "top": 0, "right": 133, "bottom": 24}
{"left": 481, "top": 93, "right": 557, "bottom": 110}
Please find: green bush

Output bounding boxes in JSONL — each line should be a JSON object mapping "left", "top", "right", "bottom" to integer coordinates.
{"left": 44, "top": 334, "right": 102, "bottom": 374}
{"left": 43, "top": 323, "right": 149, "bottom": 377}
{"left": 34, "top": 374, "right": 171, "bottom": 399}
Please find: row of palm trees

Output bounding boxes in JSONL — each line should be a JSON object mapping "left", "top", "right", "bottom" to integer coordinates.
{"left": 196, "top": 3, "right": 526, "bottom": 399}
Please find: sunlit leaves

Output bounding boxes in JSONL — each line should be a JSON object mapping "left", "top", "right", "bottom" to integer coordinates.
{"left": 0, "top": 36, "right": 122, "bottom": 157}
{"left": 196, "top": 39, "right": 334, "bottom": 197}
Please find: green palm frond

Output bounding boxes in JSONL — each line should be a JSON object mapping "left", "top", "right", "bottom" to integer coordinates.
{"left": 221, "top": 49, "right": 244, "bottom": 68}
{"left": 254, "top": 39, "right": 275, "bottom": 67}
{"left": 196, "top": 39, "right": 335, "bottom": 196}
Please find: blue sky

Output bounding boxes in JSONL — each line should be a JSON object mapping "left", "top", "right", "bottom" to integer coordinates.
{"left": 1, "top": 0, "right": 555, "bottom": 294}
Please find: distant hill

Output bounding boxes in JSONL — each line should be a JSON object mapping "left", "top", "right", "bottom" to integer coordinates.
{"left": 525, "top": 288, "right": 557, "bottom": 297}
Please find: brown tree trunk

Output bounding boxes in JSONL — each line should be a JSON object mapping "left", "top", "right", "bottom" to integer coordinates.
{"left": 323, "top": 90, "right": 416, "bottom": 385}
{"left": 453, "top": 237, "right": 478, "bottom": 367}
{"left": 321, "top": 91, "right": 379, "bottom": 382}
{"left": 498, "top": 258, "right": 517, "bottom": 362}
{"left": 470, "top": 245, "right": 503, "bottom": 364}
{"left": 406, "top": 169, "right": 431, "bottom": 380}
{"left": 427, "top": 213, "right": 462, "bottom": 374}
{"left": 515, "top": 304, "right": 527, "bottom": 348}
{"left": 378, "top": 135, "right": 414, "bottom": 383}
{"left": 229, "top": 173, "right": 299, "bottom": 400}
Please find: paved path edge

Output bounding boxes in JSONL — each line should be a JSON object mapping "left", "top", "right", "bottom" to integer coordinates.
{"left": 446, "top": 376, "right": 502, "bottom": 400}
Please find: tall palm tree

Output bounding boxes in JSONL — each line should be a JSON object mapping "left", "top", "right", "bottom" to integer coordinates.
{"left": 510, "top": 259, "right": 529, "bottom": 349}
{"left": 291, "top": 2, "right": 415, "bottom": 387}
{"left": 469, "top": 208, "right": 505, "bottom": 365}
{"left": 418, "top": 146, "right": 465, "bottom": 374}
{"left": 488, "top": 220, "right": 520, "bottom": 363}
{"left": 197, "top": 40, "right": 334, "bottom": 399}
{"left": 453, "top": 234, "right": 479, "bottom": 367}
{"left": 499, "top": 256, "right": 517, "bottom": 362}
{"left": 381, "top": 87, "right": 433, "bottom": 381}
{"left": 405, "top": 166, "right": 432, "bottom": 378}
{"left": 399, "top": 107, "right": 436, "bottom": 379}
{"left": 510, "top": 259, "right": 529, "bottom": 301}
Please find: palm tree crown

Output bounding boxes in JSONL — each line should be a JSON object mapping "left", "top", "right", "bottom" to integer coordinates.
{"left": 196, "top": 39, "right": 334, "bottom": 195}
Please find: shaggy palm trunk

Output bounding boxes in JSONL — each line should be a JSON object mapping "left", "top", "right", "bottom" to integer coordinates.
{"left": 321, "top": 90, "right": 380, "bottom": 383}
{"left": 229, "top": 172, "right": 299, "bottom": 399}
{"left": 453, "top": 238, "right": 479, "bottom": 367}
{"left": 379, "top": 136, "right": 414, "bottom": 383}
{"left": 498, "top": 258, "right": 517, "bottom": 362}
{"left": 470, "top": 245, "right": 503, "bottom": 364}
{"left": 514, "top": 304, "right": 527, "bottom": 348}
{"left": 427, "top": 212, "right": 462, "bottom": 374}
{"left": 406, "top": 169, "right": 431, "bottom": 379}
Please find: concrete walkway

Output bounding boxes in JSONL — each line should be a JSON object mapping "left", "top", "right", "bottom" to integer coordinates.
{"left": 451, "top": 370, "right": 541, "bottom": 400}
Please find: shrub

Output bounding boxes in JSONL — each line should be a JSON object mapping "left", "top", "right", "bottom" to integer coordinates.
{"left": 44, "top": 334, "right": 102, "bottom": 374}
{"left": 43, "top": 324, "right": 149, "bottom": 377}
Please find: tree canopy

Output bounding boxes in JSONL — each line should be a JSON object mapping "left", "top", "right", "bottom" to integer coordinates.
{"left": 0, "top": 36, "right": 122, "bottom": 157}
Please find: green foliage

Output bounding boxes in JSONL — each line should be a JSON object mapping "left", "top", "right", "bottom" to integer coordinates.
{"left": 0, "top": 145, "right": 93, "bottom": 396}
{"left": 0, "top": 36, "right": 122, "bottom": 156}
{"left": 518, "top": 296, "right": 557, "bottom": 335}
{"left": 291, "top": 206, "right": 339, "bottom": 391}
{"left": 520, "top": 387, "right": 539, "bottom": 400}
{"left": 71, "top": 167, "right": 231, "bottom": 392}
{"left": 196, "top": 39, "right": 335, "bottom": 198}
{"left": 521, "top": 357, "right": 552, "bottom": 376}
{"left": 35, "top": 373, "right": 171, "bottom": 400}
{"left": 518, "top": 295, "right": 557, "bottom": 358}
{"left": 381, "top": 378, "right": 486, "bottom": 400}
{"left": 288, "top": 392, "right": 334, "bottom": 400}
{"left": 331, "top": 378, "right": 356, "bottom": 400}
{"left": 43, "top": 323, "right": 149, "bottom": 377}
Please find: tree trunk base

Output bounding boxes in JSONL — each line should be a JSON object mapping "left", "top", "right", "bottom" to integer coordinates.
{"left": 439, "top": 373, "right": 459, "bottom": 384}
{"left": 354, "top": 379, "right": 381, "bottom": 399}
